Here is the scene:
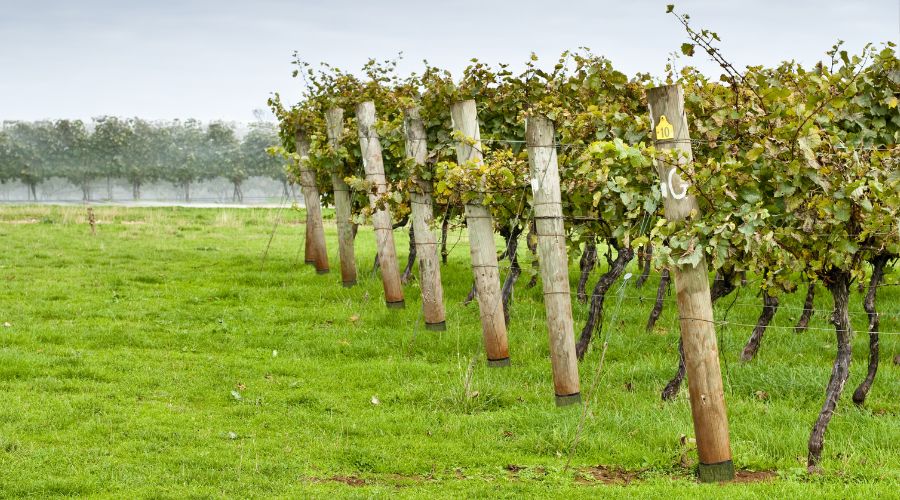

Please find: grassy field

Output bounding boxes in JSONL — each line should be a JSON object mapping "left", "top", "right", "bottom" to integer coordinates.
{"left": 0, "top": 205, "right": 898, "bottom": 498}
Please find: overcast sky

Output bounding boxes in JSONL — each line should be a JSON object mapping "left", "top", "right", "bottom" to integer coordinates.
{"left": 1, "top": 0, "right": 897, "bottom": 123}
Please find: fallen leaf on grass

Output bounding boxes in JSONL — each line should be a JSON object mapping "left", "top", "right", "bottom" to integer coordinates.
{"left": 350, "top": 314, "right": 360, "bottom": 323}
{"left": 2, "top": 322, "right": 10, "bottom": 328}
{"left": 755, "top": 390, "right": 769, "bottom": 401}
{"left": 371, "top": 396, "right": 380, "bottom": 405}
{"left": 231, "top": 390, "right": 242, "bottom": 401}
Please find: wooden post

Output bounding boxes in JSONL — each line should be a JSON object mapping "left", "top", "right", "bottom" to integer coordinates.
{"left": 525, "top": 114, "right": 581, "bottom": 406}
{"left": 647, "top": 84, "right": 734, "bottom": 482}
{"left": 304, "top": 218, "right": 314, "bottom": 264}
{"left": 324, "top": 107, "right": 358, "bottom": 287}
{"left": 450, "top": 100, "right": 510, "bottom": 367}
{"left": 356, "top": 101, "right": 405, "bottom": 308}
{"left": 295, "top": 129, "right": 329, "bottom": 274}
{"left": 404, "top": 106, "right": 446, "bottom": 329}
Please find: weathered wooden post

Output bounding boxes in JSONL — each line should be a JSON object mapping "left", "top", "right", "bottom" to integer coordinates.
{"left": 304, "top": 220, "right": 314, "bottom": 264}
{"left": 404, "top": 106, "right": 446, "bottom": 329}
{"left": 450, "top": 100, "right": 510, "bottom": 366}
{"left": 525, "top": 114, "right": 581, "bottom": 406}
{"left": 647, "top": 84, "right": 734, "bottom": 482}
{"left": 295, "top": 128, "right": 329, "bottom": 274}
{"left": 356, "top": 101, "right": 405, "bottom": 308}
{"left": 324, "top": 107, "right": 358, "bottom": 287}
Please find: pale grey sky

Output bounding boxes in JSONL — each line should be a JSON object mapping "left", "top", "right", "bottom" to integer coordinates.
{"left": 1, "top": 0, "right": 897, "bottom": 122}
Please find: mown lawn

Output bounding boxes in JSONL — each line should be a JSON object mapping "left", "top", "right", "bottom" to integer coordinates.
{"left": 0, "top": 205, "right": 898, "bottom": 498}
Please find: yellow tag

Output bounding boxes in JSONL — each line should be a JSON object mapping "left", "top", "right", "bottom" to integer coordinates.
{"left": 655, "top": 115, "right": 674, "bottom": 140}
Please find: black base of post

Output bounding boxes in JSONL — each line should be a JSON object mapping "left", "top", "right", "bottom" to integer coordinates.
{"left": 316, "top": 269, "right": 330, "bottom": 275}
{"left": 555, "top": 392, "right": 581, "bottom": 407}
{"left": 425, "top": 321, "right": 446, "bottom": 331}
{"left": 487, "top": 357, "right": 510, "bottom": 368}
{"left": 342, "top": 281, "right": 356, "bottom": 288}
{"left": 698, "top": 460, "right": 734, "bottom": 483}
{"left": 386, "top": 300, "right": 406, "bottom": 309}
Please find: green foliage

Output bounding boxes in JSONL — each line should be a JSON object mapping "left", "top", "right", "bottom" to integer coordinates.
{"left": 272, "top": 24, "right": 897, "bottom": 296}
{"left": 652, "top": 30, "right": 899, "bottom": 291}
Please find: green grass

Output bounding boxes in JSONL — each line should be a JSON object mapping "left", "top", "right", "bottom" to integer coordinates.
{"left": 0, "top": 205, "right": 898, "bottom": 498}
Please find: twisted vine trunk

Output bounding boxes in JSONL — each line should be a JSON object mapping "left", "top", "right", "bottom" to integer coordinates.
{"left": 662, "top": 270, "right": 737, "bottom": 401}
{"left": 646, "top": 269, "right": 670, "bottom": 332}
{"left": 577, "top": 239, "right": 597, "bottom": 304}
{"left": 795, "top": 283, "right": 816, "bottom": 333}
{"left": 401, "top": 224, "right": 416, "bottom": 284}
{"left": 808, "top": 270, "right": 852, "bottom": 470}
{"left": 575, "top": 246, "right": 634, "bottom": 360}
{"left": 661, "top": 340, "right": 686, "bottom": 401}
{"left": 500, "top": 228, "right": 523, "bottom": 326}
{"left": 635, "top": 244, "right": 653, "bottom": 288}
{"left": 709, "top": 271, "right": 738, "bottom": 304}
{"left": 525, "top": 220, "right": 539, "bottom": 289}
{"left": 852, "top": 254, "right": 891, "bottom": 405}
{"left": 740, "top": 290, "right": 780, "bottom": 362}
{"left": 464, "top": 281, "right": 477, "bottom": 305}
{"left": 440, "top": 205, "right": 451, "bottom": 264}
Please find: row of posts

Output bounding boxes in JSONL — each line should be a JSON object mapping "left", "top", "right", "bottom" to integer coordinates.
{"left": 295, "top": 85, "right": 734, "bottom": 482}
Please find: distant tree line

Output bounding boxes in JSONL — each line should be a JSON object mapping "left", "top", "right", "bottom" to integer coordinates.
{"left": 0, "top": 118, "right": 288, "bottom": 202}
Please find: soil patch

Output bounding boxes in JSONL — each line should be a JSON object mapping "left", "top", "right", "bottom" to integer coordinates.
{"left": 731, "top": 469, "right": 777, "bottom": 483}
{"left": 328, "top": 475, "right": 366, "bottom": 487}
{"left": 577, "top": 465, "right": 640, "bottom": 485}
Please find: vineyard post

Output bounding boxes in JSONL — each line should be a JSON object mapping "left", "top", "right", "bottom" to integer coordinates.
{"left": 304, "top": 220, "right": 314, "bottom": 264}
{"left": 295, "top": 128, "right": 329, "bottom": 274}
{"left": 525, "top": 114, "right": 581, "bottom": 406}
{"left": 403, "top": 106, "right": 446, "bottom": 329}
{"left": 324, "top": 107, "right": 358, "bottom": 287}
{"left": 356, "top": 101, "right": 405, "bottom": 308}
{"left": 450, "top": 100, "right": 510, "bottom": 367}
{"left": 647, "top": 84, "right": 734, "bottom": 482}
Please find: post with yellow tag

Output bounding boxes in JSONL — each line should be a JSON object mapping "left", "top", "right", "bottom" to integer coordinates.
{"left": 647, "top": 84, "right": 734, "bottom": 482}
